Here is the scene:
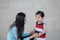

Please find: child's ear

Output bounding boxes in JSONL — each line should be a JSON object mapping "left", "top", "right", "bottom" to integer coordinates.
{"left": 42, "top": 17, "right": 44, "bottom": 18}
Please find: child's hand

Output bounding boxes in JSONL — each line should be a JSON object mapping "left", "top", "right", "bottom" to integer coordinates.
{"left": 30, "top": 30, "right": 35, "bottom": 34}
{"left": 39, "top": 33, "right": 43, "bottom": 36}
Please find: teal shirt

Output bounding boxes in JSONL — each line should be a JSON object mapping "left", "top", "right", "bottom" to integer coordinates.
{"left": 7, "top": 25, "right": 30, "bottom": 40}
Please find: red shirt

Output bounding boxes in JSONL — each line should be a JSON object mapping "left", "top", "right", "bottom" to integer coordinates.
{"left": 35, "top": 22, "right": 46, "bottom": 38}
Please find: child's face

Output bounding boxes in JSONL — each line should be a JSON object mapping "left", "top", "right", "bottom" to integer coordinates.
{"left": 35, "top": 14, "right": 44, "bottom": 22}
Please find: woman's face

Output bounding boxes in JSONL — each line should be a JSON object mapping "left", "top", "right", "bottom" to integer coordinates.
{"left": 24, "top": 18, "right": 26, "bottom": 24}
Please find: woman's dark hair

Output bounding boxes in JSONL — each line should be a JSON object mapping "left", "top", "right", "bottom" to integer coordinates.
{"left": 36, "top": 11, "right": 45, "bottom": 18}
{"left": 10, "top": 12, "right": 26, "bottom": 40}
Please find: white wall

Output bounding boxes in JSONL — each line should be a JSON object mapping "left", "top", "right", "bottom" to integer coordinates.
{"left": 0, "top": 0, "right": 60, "bottom": 40}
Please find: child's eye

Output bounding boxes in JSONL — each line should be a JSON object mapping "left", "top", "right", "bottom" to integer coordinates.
{"left": 39, "top": 17, "right": 40, "bottom": 18}
{"left": 38, "top": 17, "right": 41, "bottom": 18}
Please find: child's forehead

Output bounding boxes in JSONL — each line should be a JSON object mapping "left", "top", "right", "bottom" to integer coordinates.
{"left": 35, "top": 14, "right": 41, "bottom": 17}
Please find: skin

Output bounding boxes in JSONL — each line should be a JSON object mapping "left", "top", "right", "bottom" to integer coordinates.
{"left": 35, "top": 14, "right": 43, "bottom": 22}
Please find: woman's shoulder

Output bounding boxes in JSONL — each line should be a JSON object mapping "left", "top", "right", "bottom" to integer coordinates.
{"left": 12, "top": 25, "right": 17, "bottom": 30}
{"left": 9, "top": 25, "right": 17, "bottom": 32}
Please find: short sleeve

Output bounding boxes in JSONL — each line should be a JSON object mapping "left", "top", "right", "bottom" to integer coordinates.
{"left": 43, "top": 22, "right": 46, "bottom": 27}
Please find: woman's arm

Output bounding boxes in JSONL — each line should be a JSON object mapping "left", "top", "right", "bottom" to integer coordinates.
{"left": 7, "top": 27, "right": 17, "bottom": 40}
{"left": 22, "top": 32, "right": 39, "bottom": 38}
{"left": 23, "top": 33, "right": 39, "bottom": 40}
{"left": 22, "top": 33, "right": 31, "bottom": 37}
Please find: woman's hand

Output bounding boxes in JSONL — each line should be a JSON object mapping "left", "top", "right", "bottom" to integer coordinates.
{"left": 32, "top": 33, "right": 39, "bottom": 38}
{"left": 30, "top": 30, "right": 35, "bottom": 34}
{"left": 29, "top": 33, "right": 39, "bottom": 39}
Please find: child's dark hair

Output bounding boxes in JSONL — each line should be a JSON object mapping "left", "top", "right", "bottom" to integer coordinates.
{"left": 36, "top": 11, "right": 45, "bottom": 18}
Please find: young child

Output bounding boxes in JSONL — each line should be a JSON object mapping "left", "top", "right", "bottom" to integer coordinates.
{"left": 30, "top": 11, "right": 46, "bottom": 40}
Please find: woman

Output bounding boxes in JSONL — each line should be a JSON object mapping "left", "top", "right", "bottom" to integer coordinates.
{"left": 7, "top": 12, "right": 39, "bottom": 40}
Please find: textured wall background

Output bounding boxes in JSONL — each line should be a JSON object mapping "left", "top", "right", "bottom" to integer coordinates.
{"left": 0, "top": 0, "right": 60, "bottom": 40}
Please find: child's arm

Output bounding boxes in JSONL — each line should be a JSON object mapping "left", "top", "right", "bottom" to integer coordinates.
{"left": 39, "top": 24, "right": 46, "bottom": 36}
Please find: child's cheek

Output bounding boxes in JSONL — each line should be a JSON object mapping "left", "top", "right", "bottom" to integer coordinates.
{"left": 39, "top": 18, "right": 42, "bottom": 21}
{"left": 37, "top": 19, "right": 40, "bottom": 21}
